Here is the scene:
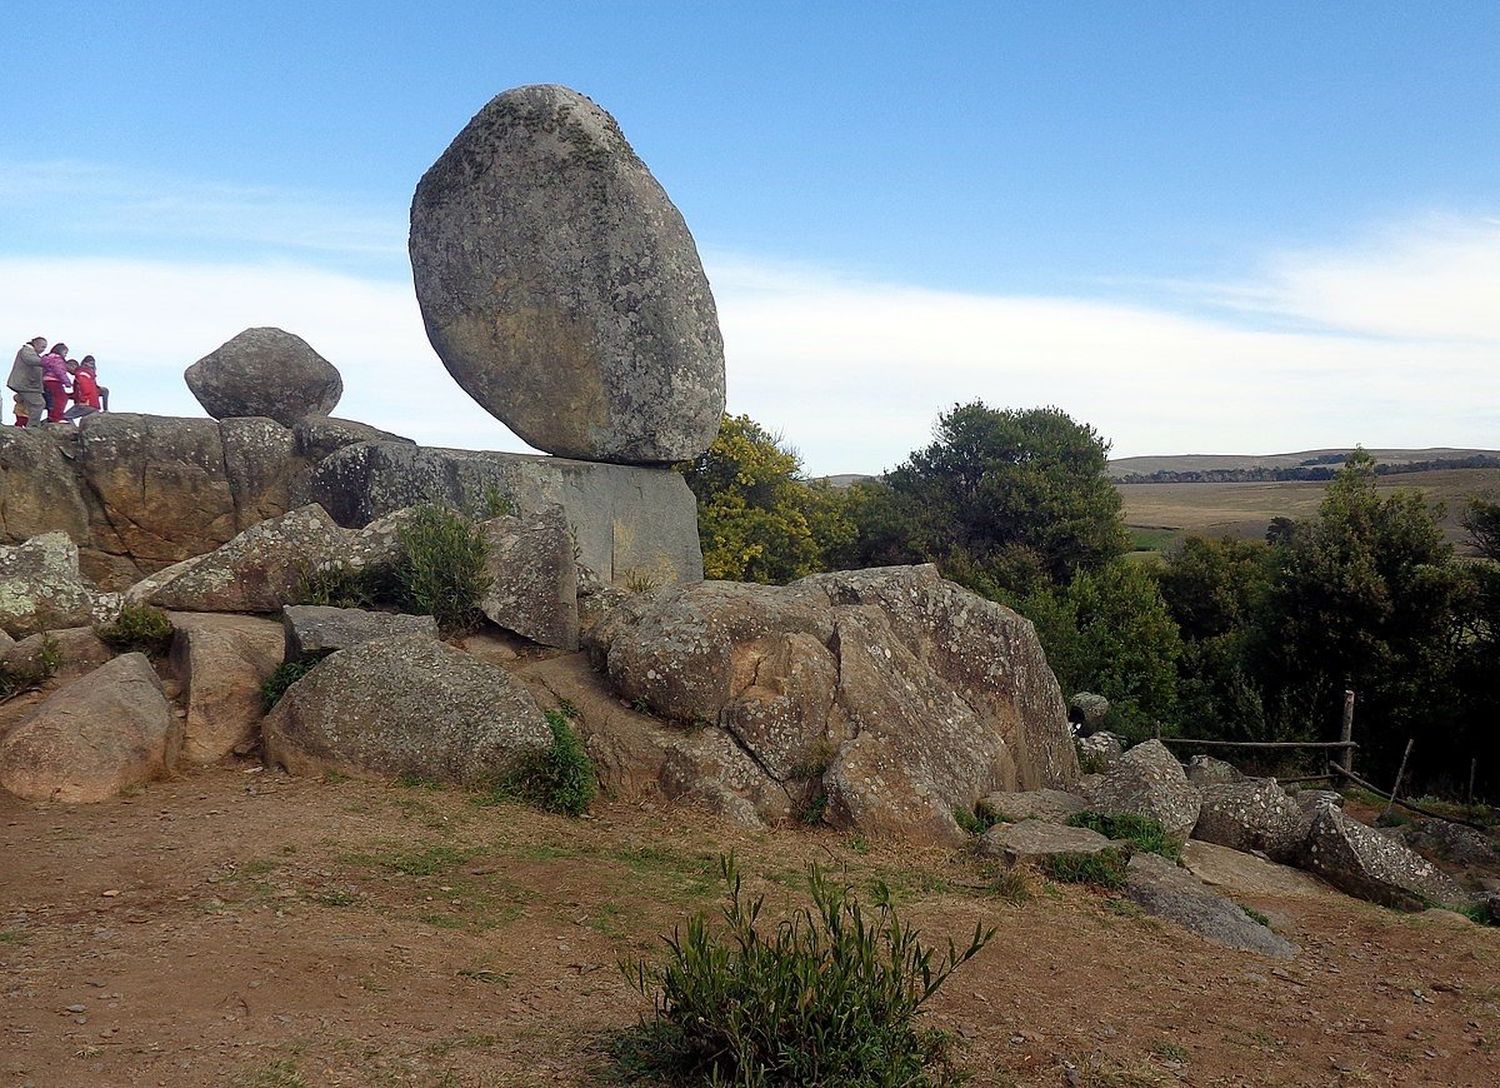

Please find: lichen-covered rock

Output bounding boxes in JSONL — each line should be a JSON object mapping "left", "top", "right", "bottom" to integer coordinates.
{"left": 1292, "top": 788, "right": 1344, "bottom": 816}
{"left": 978, "top": 788, "right": 1087, "bottom": 825}
{"left": 133, "top": 505, "right": 347, "bottom": 613}
{"left": 262, "top": 634, "right": 550, "bottom": 787}
{"left": 588, "top": 564, "right": 1079, "bottom": 844}
{"left": 1192, "top": 778, "right": 1310, "bottom": 863}
{"left": 0, "top": 533, "right": 120, "bottom": 638}
{"left": 185, "top": 327, "right": 342, "bottom": 426}
{"left": 290, "top": 417, "right": 413, "bottom": 464}
{"left": 0, "top": 654, "right": 177, "bottom": 802}
{"left": 1076, "top": 730, "right": 1123, "bottom": 769}
{"left": 978, "top": 818, "right": 1115, "bottom": 863}
{"left": 1186, "top": 754, "right": 1244, "bottom": 786}
{"left": 167, "top": 614, "right": 285, "bottom": 763}
{"left": 1083, "top": 739, "right": 1202, "bottom": 842}
{"left": 1300, "top": 806, "right": 1468, "bottom": 910}
{"left": 220, "top": 417, "right": 297, "bottom": 527}
{"left": 1383, "top": 818, "right": 1500, "bottom": 870}
{"left": 1069, "top": 691, "right": 1111, "bottom": 730}
{"left": 409, "top": 84, "right": 724, "bottom": 463}
{"left": 479, "top": 511, "right": 578, "bottom": 649}
{"left": 1, "top": 626, "right": 113, "bottom": 683}
{"left": 1125, "top": 852, "right": 1298, "bottom": 958}
{"left": 282, "top": 605, "right": 437, "bottom": 663}
{"left": 306, "top": 440, "right": 702, "bottom": 583}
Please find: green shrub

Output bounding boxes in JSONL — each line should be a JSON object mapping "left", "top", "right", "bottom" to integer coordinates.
{"left": 1040, "top": 849, "right": 1128, "bottom": 889}
{"left": 497, "top": 710, "right": 596, "bottom": 816}
{"left": 1242, "top": 905, "right": 1272, "bottom": 928}
{"left": 94, "top": 603, "right": 175, "bottom": 657}
{"left": 261, "top": 660, "right": 317, "bottom": 712}
{"left": 0, "top": 634, "right": 58, "bottom": 703}
{"left": 1067, "top": 810, "right": 1180, "bottom": 860}
{"left": 394, "top": 504, "right": 493, "bottom": 635}
{"left": 953, "top": 804, "right": 998, "bottom": 836}
{"left": 614, "top": 855, "right": 992, "bottom": 1087}
{"left": 293, "top": 562, "right": 396, "bottom": 610}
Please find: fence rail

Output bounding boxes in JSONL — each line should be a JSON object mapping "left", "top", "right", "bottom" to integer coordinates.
{"left": 1158, "top": 738, "right": 1357, "bottom": 752}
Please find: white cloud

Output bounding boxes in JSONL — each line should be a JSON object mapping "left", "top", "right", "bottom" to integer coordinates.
{"left": 1, "top": 169, "right": 1496, "bottom": 475}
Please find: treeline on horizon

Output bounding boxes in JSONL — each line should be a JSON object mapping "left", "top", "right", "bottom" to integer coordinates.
{"left": 680, "top": 403, "right": 1500, "bottom": 803}
{"left": 1117, "top": 452, "right": 1500, "bottom": 485}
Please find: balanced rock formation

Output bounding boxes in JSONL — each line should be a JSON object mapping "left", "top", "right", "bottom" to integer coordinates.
{"left": 410, "top": 84, "right": 724, "bottom": 463}
{"left": 588, "top": 564, "right": 1079, "bottom": 844}
{"left": 262, "top": 634, "right": 550, "bottom": 787}
{"left": 0, "top": 653, "right": 177, "bottom": 802}
{"left": 185, "top": 327, "right": 343, "bottom": 426}
{"left": 0, "top": 532, "right": 120, "bottom": 638}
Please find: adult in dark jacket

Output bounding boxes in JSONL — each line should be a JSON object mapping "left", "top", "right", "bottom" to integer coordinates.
{"left": 6, "top": 337, "right": 46, "bottom": 428}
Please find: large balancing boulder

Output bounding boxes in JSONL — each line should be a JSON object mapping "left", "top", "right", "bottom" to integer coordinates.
{"left": 0, "top": 654, "right": 177, "bottom": 802}
{"left": 262, "top": 634, "right": 551, "bottom": 787}
{"left": 410, "top": 84, "right": 724, "bottom": 464}
{"left": 185, "top": 327, "right": 343, "bottom": 426}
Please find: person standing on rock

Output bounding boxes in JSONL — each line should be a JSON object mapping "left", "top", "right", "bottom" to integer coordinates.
{"left": 6, "top": 337, "right": 46, "bottom": 427}
{"left": 39, "top": 342, "right": 70, "bottom": 423}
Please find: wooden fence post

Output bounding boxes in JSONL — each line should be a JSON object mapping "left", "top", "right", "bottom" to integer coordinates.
{"left": 1469, "top": 758, "right": 1479, "bottom": 809}
{"left": 1381, "top": 738, "right": 1414, "bottom": 822}
{"left": 1339, "top": 689, "right": 1356, "bottom": 775}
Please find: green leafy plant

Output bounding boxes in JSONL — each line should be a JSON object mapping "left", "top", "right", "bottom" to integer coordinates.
{"left": 1067, "top": 811, "right": 1180, "bottom": 860}
{"left": 1040, "top": 849, "right": 1128, "bottom": 889}
{"left": 614, "top": 854, "right": 992, "bottom": 1087}
{"left": 496, "top": 710, "right": 597, "bottom": 816}
{"left": 1242, "top": 905, "right": 1272, "bottom": 928}
{"left": 261, "top": 659, "right": 318, "bottom": 712}
{"left": 394, "top": 504, "right": 493, "bottom": 635}
{"left": 797, "top": 789, "right": 830, "bottom": 826}
{"left": 952, "top": 804, "right": 998, "bottom": 837}
{"left": 94, "top": 603, "right": 175, "bottom": 657}
{"left": 622, "top": 567, "right": 664, "bottom": 595}
{"left": 293, "top": 562, "right": 395, "bottom": 610}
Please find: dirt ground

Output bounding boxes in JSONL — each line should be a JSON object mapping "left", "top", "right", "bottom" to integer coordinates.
{"left": 3, "top": 766, "right": 1497, "bottom": 1088}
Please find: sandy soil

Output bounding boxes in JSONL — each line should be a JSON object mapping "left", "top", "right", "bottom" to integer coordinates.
{"left": 2, "top": 766, "right": 1497, "bottom": 1088}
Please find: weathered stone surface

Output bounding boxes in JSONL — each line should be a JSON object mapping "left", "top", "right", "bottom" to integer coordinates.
{"left": 262, "top": 634, "right": 550, "bottom": 786}
{"left": 1076, "top": 731, "right": 1123, "bottom": 769}
{"left": 1186, "top": 754, "right": 1244, "bottom": 786}
{"left": 167, "top": 614, "right": 284, "bottom": 763}
{"left": 978, "top": 818, "right": 1114, "bottom": 863}
{"left": 588, "top": 564, "right": 1079, "bottom": 844}
{"left": 0, "top": 533, "right": 120, "bottom": 638}
{"left": 220, "top": 417, "right": 297, "bottom": 527}
{"left": 290, "top": 417, "right": 413, "bottom": 464}
{"left": 1, "top": 627, "right": 113, "bottom": 684}
{"left": 0, "top": 629, "right": 12, "bottom": 654}
{"left": 1180, "top": 840, "right": 1336, "bottom": 900}
{"left": 1125, "top": 852, "right": 1299, "bottom": 958}
{"left": 1069, "top": 691, "right": 1110, "bottom": 730}
{"left": 1192, "top": 778, "right": 1310, "bottom": 863}
{"left": 135, "top": 505, "right": 346, "bottom": 613}
{"left": 1300, "top": 806, "right": 1468, "bottom": 910}
{"left": 1291, "top": 788, "right": 1343, "bottom": 816}
{"left": 307, "top": 441, "right": 702, "bottom": 584}
{"left": 1384, "top": 818, "right": 1500, "bottom": 870}
{"left": 282, "top": 605, "right": 437, "bottom": 663}
{"left": 0, "top": 654, "right": 177, "bottom": 802}
{"left": 479, "top": 511, "right": 578, "bottom": 649}
{"left": 0, "top": 427, "right": 91, "bottom": 550}
{"left": 1083, "top": 739, "right": 1201, "bottom": 842}
{"left": 185, "top": 327, "right": 342, "bottom": 426}
{"left": 978, "top": 788, "right": 1087, "bottom": 825}
{"left": 410, "top": 84, "right": 724, "bottom": 464}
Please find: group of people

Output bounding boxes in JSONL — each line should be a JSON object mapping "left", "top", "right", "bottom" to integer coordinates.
{"left": 7, "top": 337, "right": 108, "bottom": 427}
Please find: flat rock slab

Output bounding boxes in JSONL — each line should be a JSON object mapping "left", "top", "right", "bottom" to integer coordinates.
{"left": 1126, "top": 852, "right": 1299, "bottom": 958}
{"left": 1180, "top": 840, "right": 1336, "bottom": 901}
{"left": 282, "top": 605, "right": 438, "bottom": 663}
{"left": 306, "top": 441, "right": 703, "bottom": 584}
{"left": 978, "top": 788, "right": 1086, "bottom": 825}
{"left": 979, "top": 818, "right": 1114, "bottom": 863}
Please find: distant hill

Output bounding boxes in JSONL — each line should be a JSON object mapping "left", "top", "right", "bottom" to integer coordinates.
{"left": 1108, "top": 447, "right": 1500, "bottom": 480}
{"left": 817, "top": 473, "right": 878, "bottom": 488}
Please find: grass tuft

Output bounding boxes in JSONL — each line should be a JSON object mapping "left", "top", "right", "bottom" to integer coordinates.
{"left": 1067, "top": 811, "right": 1180, "bottom": 860}
{"left": 613, "top": 854, "right": 991, "bottom": 1087}
{"left": 490, "top": 710, "right": 597, "bottom": 816}
{"left": 94, "top": 602, "right": 175, "bottom": 657}
{"left": 1040, "top": 849, "right": 1128, "bottom": 889}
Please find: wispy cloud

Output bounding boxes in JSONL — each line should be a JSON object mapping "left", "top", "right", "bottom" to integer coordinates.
{"left": 1, "top": 165, "right": 1496, "bottom": 474}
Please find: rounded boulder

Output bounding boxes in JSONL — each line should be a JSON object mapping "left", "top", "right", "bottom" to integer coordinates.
{"left": 409, "top": 84, "right": 725, "bottom": 464}
{"left": 185, "top": 327, "right": 343, "bottom": 426}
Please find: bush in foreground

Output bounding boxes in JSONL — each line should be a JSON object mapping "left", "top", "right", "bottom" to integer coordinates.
{"left": 496, "top": 710, "right": 597, "bottom": 816}
{"left": 394, "top": 505, "right": 493, "bottom": 635}
{"left": 614, "top": 855, "right": 993, "bottom": 1087}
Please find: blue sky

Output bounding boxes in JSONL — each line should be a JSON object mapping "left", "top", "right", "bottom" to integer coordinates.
{"left": 3, "top": 2, "right": 1498, "bottom": 471}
